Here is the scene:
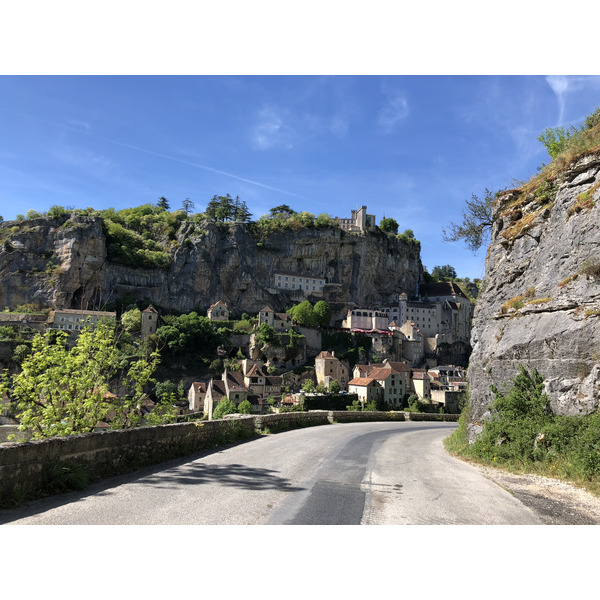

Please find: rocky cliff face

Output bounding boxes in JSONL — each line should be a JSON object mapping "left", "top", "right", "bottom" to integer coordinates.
{"left": 468, "top": 151, "right": 600, "bottom": 437}
{"left": 0, "top": 216, "right": 423, "bottom": 319}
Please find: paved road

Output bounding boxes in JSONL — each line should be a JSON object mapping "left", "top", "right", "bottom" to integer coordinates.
{"left": 0, "top": 421, "right": 542, "bottom": 525}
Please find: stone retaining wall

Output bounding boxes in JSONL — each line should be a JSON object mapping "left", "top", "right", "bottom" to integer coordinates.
{"left": 0, "top": 411, "right": 459, "bottom": 507}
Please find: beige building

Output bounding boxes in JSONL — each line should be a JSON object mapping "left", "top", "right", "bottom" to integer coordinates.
{"left": 273, "top": 273, "right": 325, "bottom": 295}
{"left": 204, "top": 369, "right": 251, "bottom": 419}
{"left": 141, "top": 305, "right": 159, "bottom": 338}
{"left": 411, "top": 369, "right": 432, "bottom": 400}
{"left": 207, "top": 300, "right": 230, "bottom": 321}
{"left": 348, "top": 377, "right": 382, "bottom": 405}
{"left": 342, "top": 308, "right": 389, "bottom": 332}
{"left": 242, "top": 359, "right": 283, "bottom": 400}
{"left": 48, "top": 308, "right": 116, "bottom": 333}
{"left": 315, "top": 350, "right": 350, "bottom": 391}
{"left": 335, "top": 205, "right": 376, "bottom": 232}
{"left": 188, "top": 381, "right": 208, "bottom": 412}
{"left": 258, "top": 306, "right": 293, "bottom": 331}
{"left": 370, "top": 365, "right": 407, "bottom": 408}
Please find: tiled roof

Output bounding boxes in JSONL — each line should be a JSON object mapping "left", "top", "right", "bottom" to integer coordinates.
{"left": 349, "top": 377, "right": 377, "bottom": 386}
{"left": 143, "top": 305, "right": 158, "bottom": 313}
{"left": 419, "top": 282, "right": 468, "bottom": 299}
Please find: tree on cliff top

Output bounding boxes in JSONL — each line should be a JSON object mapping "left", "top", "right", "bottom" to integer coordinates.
{"left": 442, "top": 188, "right": 494, "bottom": 253}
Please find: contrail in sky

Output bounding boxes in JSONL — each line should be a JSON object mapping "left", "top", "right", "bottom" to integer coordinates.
{"left": 24, "top": 112, "right": 307, "bottom": 200}
{"left": 106, "top": 140, "right": 307, "bottom": 200}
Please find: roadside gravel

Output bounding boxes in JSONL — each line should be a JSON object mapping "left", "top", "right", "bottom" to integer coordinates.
{"left": 476, "top": 465, "right": 600, "bottom": 525}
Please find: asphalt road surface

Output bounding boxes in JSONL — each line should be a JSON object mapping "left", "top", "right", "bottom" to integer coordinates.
{"left": 0, "top": 421, "right": 543, "bottom": 525}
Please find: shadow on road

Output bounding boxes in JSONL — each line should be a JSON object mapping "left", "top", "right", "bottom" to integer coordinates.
{"left": 0, "top": 443, "right": 304, "bottom": 524}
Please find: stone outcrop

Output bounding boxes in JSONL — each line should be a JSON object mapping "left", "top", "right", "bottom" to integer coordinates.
{"left": 468, "top": 151, "right": 600, "bottom": 437}
{"left": 0, "top": 215, "right": 423, "bottom": 319}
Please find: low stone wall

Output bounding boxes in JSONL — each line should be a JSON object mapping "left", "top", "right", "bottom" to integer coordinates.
{"left": 330, "top": 410, "right": 406, "bottom": 423}
{"left": 0, "top": 411, "right": 459, "bottom": 507}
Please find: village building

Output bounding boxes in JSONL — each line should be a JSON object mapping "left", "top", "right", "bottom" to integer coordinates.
{"left": 241, "top": 359, "right": 283, "bottom": 401}
{"left": 203, "top": 369, "right": 252, "bottom": 420}
{"left": 341, "top": 308, "right": 389, "bottom": 332}
{"left": 411, "top": 369, "right": 432, "bottom": 400}
{"left": 48, "top": 308, "right": 116, "bottom": 333}
{"left": 207, "top": 300, "right": 230, "bottom": 321}
{"left": 258, "top": 306, "right": 293, "bottom": 331}
{"left": 187, "top": 381, "right": 208, "bottom": 412}
{"left": 315, "top": 350, "right": 350, "bottom": 391}
{"left": 348, "top": 377, "right": 382, "bottom": 405}
{"left": 377, "top": 282, "right": 474, "bottom": 350}
{"left": 370, "top": 364, "right": 407, "bottom": 408}
{"left": 141, "top": 305, "right": 159, "bottom": 338}
{"left": 335, "top": 205, "right": 376, "bottom": 232}
{"left": 273, "top": 273, "right": 325, "bottom": 295}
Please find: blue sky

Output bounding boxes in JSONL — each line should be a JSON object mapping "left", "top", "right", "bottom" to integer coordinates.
{"left": 2, "top": 75, "right": 600, "bottom": 280}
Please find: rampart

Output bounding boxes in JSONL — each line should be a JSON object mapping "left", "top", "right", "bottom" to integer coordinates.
{"left": 0, "top": 411, "right": 458, "bottom": 507}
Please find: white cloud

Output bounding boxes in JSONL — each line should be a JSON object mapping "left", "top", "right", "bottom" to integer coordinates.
{"left": 545, "top": 75, "right": 600, "bottom": 124}
{"left": 378, "top": 93, "right": 410, "bottom": 133}
{"left": 252, "top": 107, "right": 294, "bottom": 150}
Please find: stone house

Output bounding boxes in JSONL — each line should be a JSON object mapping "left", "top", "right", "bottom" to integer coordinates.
{"left": 369, "top": 365, "right": 407, "bottom": 408}
{"left": 207, "top": 300, "right": 229, "bottom": 322}
{"left": 348, "top": 377, "right": 382, "bottom": 405}
{"left": 399, "top": 321, "right": 424, "bottom": 365}
{"left": 258, "top": 306, "right": 293, "bottom": 331}
{"left": 242, "top": 360, "right": 283, "bottom": 401}
{"left": 411, "top": 369, "right": 432, "bottom": 400}
{"left": 315, "top": 350, "right": 350, "bottom": 390}
{"left": 188, "top": 381, "right": 208, "bottom": 412}
{"left": 141, "top": 305, "right": 159, "bottom": 338}
{"left": 204, "top": 369, "right": 251, "bottom": 419}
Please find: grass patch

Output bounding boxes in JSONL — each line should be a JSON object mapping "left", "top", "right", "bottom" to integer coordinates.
{"left": 499, "top": 288, "right": 535, "bottom": 315}
{"left": 567, "top": 181, "right": 599, "bottom": 218}
{"left": 445, "top": 366, "right": 600, "bottom": 497}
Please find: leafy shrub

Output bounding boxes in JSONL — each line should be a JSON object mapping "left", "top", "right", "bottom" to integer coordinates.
{"left": 212, "top": 399, "right": 238, "bottom": 419}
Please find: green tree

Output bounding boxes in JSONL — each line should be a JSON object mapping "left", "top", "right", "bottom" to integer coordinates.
{"left": 47, "top": 205, "right": 70, "bottom": 219}
{"left": 269, "top": 204, "right": 296, "bottom": 219}
{"left": 379, "top": 217, "right": 399, "bottom": 234}
{"left": 0, "top": 322, "right": 161, "bottom": 439}
{"left": 157, "top": 197, "right": 170, "bottom": 210}
{"left": 328, "top": 379, "right": 341, "bottom": 393}
{"left": 237, "top": 399, "right": 253, "bottom": 414}
{"left": 155, "top": 380, "right": 178, "bottom": 403}
{"left": 313, "top": 300, "right": 332, "bottom": 327}
{"left": 288, "top": 300, "right": 317, "bottom": 327}
{"left": 431, "top": 265, "right": 457, "bottom": 281}
{"left": 314, "top": 213, "right": 335, "bottom": 228}
{"left": 255, "top": 323, "right": 278, "bottom": 345}
{"left": 120, "top": 307, "right": 142, "bottom": 334}
{"left": 213, "top": 398, "right": 237, "bottom": 419}
{"left": 182, "top": 198, "right": 195, "bottom": 215}
{"left": 302, "top": 379, "right": 316, "bottom": 393}
{"left": 442, "top": 188, "right": 494, "bottom": 253}
{"left": 12, "top": 344, "right": 31, "bottom": 365}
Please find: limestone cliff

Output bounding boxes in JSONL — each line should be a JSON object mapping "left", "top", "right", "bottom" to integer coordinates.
{"left": 468, "top": 151, "right": 600, "bottom": 437}
{"left": 0, "top": 215, "right": 423, "bottom": 318}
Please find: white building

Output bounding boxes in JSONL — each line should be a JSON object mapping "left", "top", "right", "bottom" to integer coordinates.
{"left": 273, "top": 272, "right": 325, "bottom": 295}
{"left": 342, "top": 308, "right": 389, "bottom": 332}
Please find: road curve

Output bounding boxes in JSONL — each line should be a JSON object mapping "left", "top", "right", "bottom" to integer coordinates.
{"left": 0, "top": 421, "right": 542, "bottom": 525}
